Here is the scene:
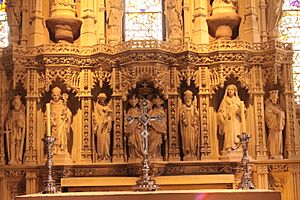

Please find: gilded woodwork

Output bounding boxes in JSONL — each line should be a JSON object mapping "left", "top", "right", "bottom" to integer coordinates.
{"left": 0, "top": 1, "right": 299, "bottom": 200}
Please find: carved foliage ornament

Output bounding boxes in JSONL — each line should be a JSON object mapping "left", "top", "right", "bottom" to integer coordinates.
{"left": 93, "top": 68, "right": 111, "bottom": 89}
{"left": 39, "top": 68, "right": 80, "bottom": 95}
{"left": 121, "top": 65, "right": 169, "bottom": 100}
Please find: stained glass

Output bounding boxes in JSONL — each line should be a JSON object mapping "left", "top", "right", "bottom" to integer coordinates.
{"left": 124, "top": 0, "right": 163, "bottom": 41}
{"left": 0, "top": 0, "right": 8, "bottom": 48}
{"left": 280, "top": 0, "right": 300, "bottom": 103}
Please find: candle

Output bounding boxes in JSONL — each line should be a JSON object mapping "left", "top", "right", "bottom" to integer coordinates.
{"left": 46, "top": 103, "right": 51, "bottom": 136}
{"left": 240, "top": 101, "right": 246, "bottom": 133}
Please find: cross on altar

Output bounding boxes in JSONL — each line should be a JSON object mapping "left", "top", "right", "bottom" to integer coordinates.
{"left": 126, "top": 99, "right": 163, "bottom": 191}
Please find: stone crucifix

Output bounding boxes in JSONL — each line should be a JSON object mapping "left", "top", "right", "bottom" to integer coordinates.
{"left": 126, "top": 99, "right": 163, "bottom": 191}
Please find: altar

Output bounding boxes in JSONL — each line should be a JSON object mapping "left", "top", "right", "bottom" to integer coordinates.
{"left": 60, "top": 175, "right": 235, "bottom": 192}
{"left": 15, "top": 190, "right": 281, "bottom": 200}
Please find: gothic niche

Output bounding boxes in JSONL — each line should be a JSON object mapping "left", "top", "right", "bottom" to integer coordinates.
{"left": 264, "top": 84, "right": 285, "bottom": 159}
{"left": 124, "top": 81, "right": 167, "bottom": 162}
{"left": 4, "top": 86, "right": 26, "bottom": 165}
{"left": 41, "top": 81, "right": 79, "bottom": 164}
{"left": 178, "top": 83, "right": 199, "bottom": 161}
{"left": 214, "top": 80, "right": 249, "bottom": 159}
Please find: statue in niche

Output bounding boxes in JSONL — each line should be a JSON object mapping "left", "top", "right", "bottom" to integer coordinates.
{"left": 6, "top": 0, "right": 22, "bottom": 44}
{"left": 266, "top": 0, "right": 284, "bottom": 38}
{"left": 218, "top": 84, "right": 246, "bottom": 154}
{"left": 124, "top": 95, "right": 143, "bottom": 161}
{"left": 93, "top": 93, "right": 113, "bottom": 161}
{"left": 49, "top": 87, "right": 72, "bottom": 155}
{"left": 165, "top": 0, "right": 183, "bottom": 41}
{"left": 5, "top": 95, "right": 25, "bottom": 164}
{"left": 106, "top": 0, "right": 122, "bottom": 40}
{"left": 265, "top": 90, "right": 285, "bottom": 159}
{"left": 180, "top": 90, "right": 199, "bottom": 160}
{"left": 148, "top": 96, "right": 167, "bottom": 161}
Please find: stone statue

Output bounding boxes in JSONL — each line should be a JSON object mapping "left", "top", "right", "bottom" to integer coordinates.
{"left": 6, "top": 0, "right": 22, "bottom": 44}
{"left": 148, "top": 96, "right": 167, "bottom": 161}
{"left": 265, "top": 90, "right": 285, "bottom": 159}
{"left": 165, "top": 0, "right": 183, "bottom": 41}
{"left": 49, "top": 87, "right": 72, "bottom": 155}
{"left": 124, "top": 95, "right": 143, "bottom": 161}
{"left": 106, "top": 0, "right": 122, "bottom": 42}
{"left": 180, "top": 90, "right": 199, "bottom": 160}
{"left": 93, "top": 93, "right": 113, "bottom": 161}
{"left": 5, "top": 95, "right": 25, "bottom": 164}
{"left": 266, "top": 0, "right": 284, "bottom": 38}
{"left": 218, "top": 84, "right": 245, "bottom": 154}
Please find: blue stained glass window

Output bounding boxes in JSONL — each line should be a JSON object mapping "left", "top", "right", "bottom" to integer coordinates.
{"left": 124, "top": 0, "right": 163, "bottom": 41}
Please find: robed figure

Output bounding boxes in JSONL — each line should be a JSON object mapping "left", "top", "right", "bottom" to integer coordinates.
{"left": 265, "top": 90, "right": 285, "bottom": 159}
{"left": 5, "top": 95, "right": 25, "bottom": 164}
{"left": 93, "top": 93, "right": 113, "bottom": 161}
{"left": 124, "top": 95, "right": 143, "bottom": 161}
{"left": 180, "top": 90, "right": 199, "bottom": 160}
{"left": 148, "top": 96, "right": 167, "bottom": 160}
{"left": 218, "top": 84, "right": 245, "bottom": 154}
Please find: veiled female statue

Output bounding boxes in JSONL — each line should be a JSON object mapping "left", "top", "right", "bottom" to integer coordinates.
{"left": 218, "top": 84, "right": 245, "bottom": 154}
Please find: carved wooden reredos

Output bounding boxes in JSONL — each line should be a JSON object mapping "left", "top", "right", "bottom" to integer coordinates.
{"left": 0, "top": 40, "right": 298, "bottom": 164}
{"left": 0, "top": 0, "right": 300, "bottom": 199}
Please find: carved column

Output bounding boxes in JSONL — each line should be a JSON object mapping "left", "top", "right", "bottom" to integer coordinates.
{"left": 283, "top": 63, "right": 300, "bottom": 159}
{"left": 183, "top": 0, "right": 191, "bottom": 42}
{"left": 255, "top": 164, "right": 269, "bottom": 189}
{"left": 259, "top": 0, "right": 268, "bottom": 42}
{"left": 197, "top": 67, "right": 211, "bottom": 160}
{"left": 96, "top": 0, "right": 106, "bottom": 43}
{"left": 111, "top": 67, "right": 125, "bottom": 162}
{"left": 240, "top": 0, "right": 260, "bottom": 42}
{"left": 168, "top": 67, "right": 180, "bottom": 161}
{"left": 80, "top": 0, "right": 97, "bottom": 46}
{"left": 28, "top": 0, "right": 45, "bottom": 45}
{"left": 20, "top": 0, "right": 29, "bottom": 45}
{"left": 0, "top": 67, "right": 5, "bottom": 164}
{"left": 25, "top": 171, "right": 37, "bottom": 194}
{"left": 0, "top": 171, "right": 7, "bottom": 200}
{"left": 192, "top": 0, "right": 209, "bottom": 44}
{"left": 79, "top": 69, "right": 93, "bottom": 162}
{"left": 289, "top": 164, "right": 300, "bottom": 200}
{"left": 253, "top": 67, "right": 268, "bottom": 159}
{"left": 24, "top": 69, "right": 38, "bottom": 165}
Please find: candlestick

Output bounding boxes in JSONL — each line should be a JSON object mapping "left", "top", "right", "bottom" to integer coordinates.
{"left": 240, "top": 101, "right": 246, "bottom": 133}
{"left": 46, "top": 103, "right": 51, "bottom": 136}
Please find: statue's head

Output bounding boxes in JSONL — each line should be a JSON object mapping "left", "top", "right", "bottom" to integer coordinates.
{"left": 184, "top": 90, "right": 193, "bottom": 107}
{"left": 97, "top": 93, "right": 107, "bottom": 104}
{"left": 269, "top": 90, "right": 279, "bottom": 104}
{"left": 12, "top": 95, "right": 22, "bottom": 111}
{"left": 51, "top": 87, "right": 62, "bottom": 102}
{"left": 226, "top": 84, "right": 237, "bottom": 98}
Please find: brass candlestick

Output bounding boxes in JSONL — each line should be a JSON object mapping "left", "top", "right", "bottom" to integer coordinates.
{"left": 238, "top": 132, "right": 255, "bottom": 189}
{"left": 42, "top": 136, "right": 58, "bottom": 194}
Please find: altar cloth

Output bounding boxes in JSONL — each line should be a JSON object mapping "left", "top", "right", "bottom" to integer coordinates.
{"left": 15, "top": 189, "right": 281, "bottom": 200}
